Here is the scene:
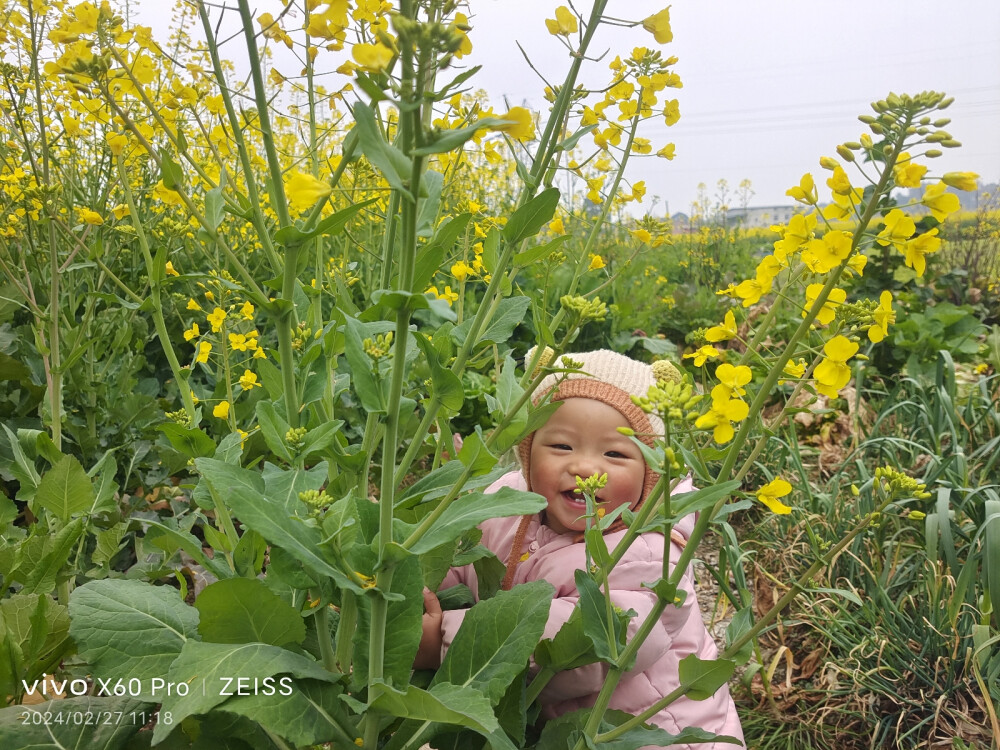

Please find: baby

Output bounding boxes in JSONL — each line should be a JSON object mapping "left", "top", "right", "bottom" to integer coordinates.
{"left": 417, "top": 349, "right": 744, "bottom": 749}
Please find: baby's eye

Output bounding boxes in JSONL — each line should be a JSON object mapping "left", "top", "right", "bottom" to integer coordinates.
{"left": 551, "top": 444, "right": 572, "bottom": 451}
{"left": 605, "top": 451, "right": 628, "bottom": 458}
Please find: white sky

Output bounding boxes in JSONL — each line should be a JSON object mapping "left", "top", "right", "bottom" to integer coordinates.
{"left": 135, "top": 0, "right": 1000, "bottom": 214}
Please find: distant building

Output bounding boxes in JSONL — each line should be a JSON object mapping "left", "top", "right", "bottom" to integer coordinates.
{"left": 724, "top": 205, "right": 801, "bottom": 229}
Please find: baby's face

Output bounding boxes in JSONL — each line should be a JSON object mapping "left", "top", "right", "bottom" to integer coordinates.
{"left": 528, "top": 397, "right": 646, "bottom": 535}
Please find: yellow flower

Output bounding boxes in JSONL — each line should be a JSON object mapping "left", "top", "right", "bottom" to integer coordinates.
{"left": 153, "top": 180, "right": 184, "bottom": 206}
{"left": 451, "top": 260, "right": 474, "bottom": 281}
{"left": 826, "top": 165, "right": 852, "bottom": 196}
{"left": 772, "top": 213, "right": 817, "bottom": 261}
{"left": 786, "top": 173, "right": 817, "bottom": 204}
{"left": 240, "top": 301, "right": 255, "bottom": 320}
{"left": 284, "top": 171, "right": 332, "bottom": 213}
{"left": 804, "top": 284, "right": 847, "bottom": 326}
{"left": 845, "top": 253, "right": 868, "bottom": 278}
{"left": 705, "top": 310, "right": 737, "bottom": 343}
{"left": 892, "top": 152, "right": 926, "bottom": 188}
{"left": 756, "top": 478, "right": 793, "bottom": 514}
{"left": 196, "top": 341, "right": 212, "bottom": 363}
{"left": 213, "top": 400, "right": 230, "bottom": 419}
{"left": 253, "top": 347, "right": 267, "bottom": 360}
{"left": 229, "top": 333, "right": 251, "bottom": 351}
{"left": 663, "top": 99, "right": 680, "bottom": 126}
{"left": 183, "top": 323, "right": 200, "bottom": 342}
{"left": 656, "top": 143, "right": 676, "bottom": 160}
{"left": 683, "top": 345, "right": 721, "bottom": 367}
{"left": 942, "top": 172, "right": 978, "bottom": 191}
{"left": 493, "top": 107, "right": 535, "bottom": 142}
{"left": 545, "top": 6, "right": 577, "bottom": 36}
{"left": 642, "top": 7, "right": 673, "bottom": 44}
{"left": 921, "top": 182, "right": 961, "bottom": 221}
{"left": 239, "top": 370, "right": 259, "bottom": 391}
{"left": 588, "top": 254, "right": 606, "bottom": 271}
{"left": 106, "top": 132, "right": 128, "bottom": 156}
{"left": 876, "top": 209, "right": 915, "bottom": 250}
{"left": 111, "top": 205, "right": 129, "bottom": 220}
{"left": 695, "top": 396, "right": 749, "bottom": 444}
{"left": 802, "top": 230, "right": 852, "bottom": 274}
{"left": 207, "top": 307, "right": 228, "bottom": 333}
{"left": 630, "top": 228, "right": 652, "bottom": 244}
{"left": 187, "top": 298, "right": 202, "bottom": 311}
{"left": 549, "top": 216, "right": 566, "bottom": 234}
{"left": 814, "top": 335, "right": 859, "bottom": 399}
{"left": 869, "top": 291, "right": 895, "bottom": 343}
{"left": 714, "top": 363, "right": 752, "bottom": 397}
{"left": 782, "top": 358, "right": 806, "bottom": 379}
{"left": 165, "top": 261, "right": 179, "bottom": 277}
{"left": 352, "top": 42, "right": 394, "bottom": 73}
{"left": 78, "top": 208, "right": 104, "bottom": 226}
{"left": 903, "top": 228, "right": 940, "bottom": 277}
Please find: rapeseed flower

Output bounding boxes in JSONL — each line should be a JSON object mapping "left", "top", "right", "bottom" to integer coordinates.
{"left": 493, "top": 107, "right": 535, "bottom": 142}
{"left": 588, "top": 254, "right": 605, "bottom": 271}
{"left": 942, "top": 171, "right": 978, "bottom": 191}
{"left": 756, "top": 478, "right": 792, "bottom": 514}
{"left": 78, "top": 208, "right": 103, "bottom": 226}
{"left": 876, "top": 209, "right": 915, "bottom": 250}
{"left": 802, "top": 230, "right": 852, "bottom": 273}
{"left": 868, "top": 291, "right": 895, "bottom": 343}
{"left": 814, "top": 335, "right": 859, "bottom": 399}
{"left": 904, "top": 228, "right": 940, "bottom": 276}
{"left": 284, "top": 171, "right": 332, "bottom": 212}
{"left": 713, "top": 363, "right": 752, "bottom": 398}
{"left": 786, "top": 173, "right": 817, "bottom": 205}
{"left": 921, "top": 182, "right": 960, "bottom": 221}
{"left": 545, "top": 7, "right": 577, "bottom": 36}
{"left": 892, "top": 152, "right": 926, "bottom": 188}
{"left": 196, "top": 341, "right": 212, "bottom": 363}
{"left": 207, "top": 307, "right": 227, "bottom": 333}
{"left": 352, "top": 42, "right": 394, "bottom": 73}
{"left": 695, "top": 396, "right": 749, "bottom": 444}
{"left": 239, "top": 370, "right": 259, "bottom": 391}
{"left": 684, "top": 345, "right": 720, "bottom": 367}
{"left": 213, "top": 400, "right": 230, "bottom": 419}
{"left": 642, "top": 7, "right": 673, "bottom": 44}
{"left": 183, "top": 323, "right": 200, "bottom": 342}
{"left": 804, "top": 284, "right": 847, "bottom": 326}
{"left": 704, "top": 310, "right": 737, "bottom": 342}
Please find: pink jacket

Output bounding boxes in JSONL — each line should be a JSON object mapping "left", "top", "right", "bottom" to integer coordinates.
{"left": 439, "top": 470, "right": 744, "bottom": 749}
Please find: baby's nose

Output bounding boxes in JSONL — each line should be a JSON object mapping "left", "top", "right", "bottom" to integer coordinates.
{"left": 569, "top": 455, "right": 602, "bottom": 480}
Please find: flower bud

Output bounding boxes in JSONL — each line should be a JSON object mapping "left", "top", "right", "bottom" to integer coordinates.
{"left": 836, "top": 144, "right": 856, "bottom": 162}
{"left": 924, "top": 149, "right": 942, "bottom": 158}
{"left": 941, "top": 139, "right": 961, "bottom": 148}
{"left": 819, "top": 156, "right": 838, "bottom": 170}
{"left": 906, "top": 510, "right": 926, "bottom": 521}
{"left": 858, "top": 115, "right": 877, "bottom": 125}
{"left": 933, "top": 118, "right": 950, "bottom": 127}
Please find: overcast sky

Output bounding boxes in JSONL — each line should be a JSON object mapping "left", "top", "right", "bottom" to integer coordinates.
{"left": 137, "top": 1, "right": 1000, "bottom": 213}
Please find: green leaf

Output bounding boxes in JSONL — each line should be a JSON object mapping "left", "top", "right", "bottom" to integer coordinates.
{"left": 344, "top": 316, "right": 385, "bottom": 413}
{"left": 432, "top": 580, "right": 554, "bottom": 705}
{"left": 195, "top": 577, "right": 305, "bottom": 647}
{"left": 513, "top": 235, "right": 570, "bottom": 266}
{"left": 452, "top": 296, "right": 531, "bottom": 349}
{"left": 371, "top": 682, "right": 515, "bottom": 750}
{"left": 159, "top": 147, "right": 185, "bottom": 190}
{"left": 408, "top": 486, "right": 545, "bottom": 555}
{"left": 262, "top": 461, "right": 328, "bottom": 513}
{"left": 205, "top": 185, "right": 226, "bottom": 230}
{"left": 351, "top": 102, "right": 412, "bottom": 199}
{"left": 19, "top": 518, "right": 84, "bottom": 595}
{"left": 215, "top": 678, "right": 359, "bottom": 747}
{"left": 417, "top": 169, "right": 444, "bottom": 237}
{"left": 677, "top": 653, "right": 736, "bottom": 700}
{"left": 555, "top": 123, "right": 599, "bottom": 152}
{"left": 92, "top": 522, "right": 129, "bottom": 567}
{"left": 157, "top": 422, "right": 218, "bottom": 460}
{"left": 143, "top": 519, "right": 232, "bottom": 579}
{"left": 724, "top": 606, "right": 754, "bottom": 666}
{"left": 34, "top": 455, "right": 93, "bottom": 521}
{"left": 412, "top": 117, "right": 512, "bottom": 156}
{"left": 301, "top": 422, "right": 344, "bottom": 460}
{"left": 352, "top": 554, "right": 423, "bottom": 689}
{"left": 575, "top": 569, "right": 627, "bottom": 665}
{"left": 414, "top": 332, "right": 465, "bottom": 412}
{"left": 631, "top": 480, "right": 743, "bottom": 533}
{"left": 535, "top": 708, "right": 740, "bottom": 750}
{"left": 154, "top": 640, "right": 341, "bottom": 743}
{"left": 0, "top": 593, "right": 71, "bottom": 689}
{"left": 69, "top": 579, "right": 199, "bottom": 690}
{"left": 196, "top": 458, "right": 364, "bottom": 594}
{"left": 397, "top": 460, "right": 509, "bottom": 509}
{"left": 414, "top": 213, "right": 473, "bottom": 293}
{"left": 534, "top": 609, "right": 599, "bottom": 671}
{"left": 274, "top": 198, "right": 377, "bottom": 246}
{"left": 0, "top": 695, "right": 151, "bottom": 750}
{"left": 502, "top": 188, "right": 560, "bottom": 245}
{"left": 254, "top": 401, "right": 293, "bottom": 462}
{"left": 1, "top": 424, "right": 40, "bottom": 501}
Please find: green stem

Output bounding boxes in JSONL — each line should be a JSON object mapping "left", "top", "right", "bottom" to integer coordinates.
{"left": 313, "top": 596, "right": 338, "bottom": 672}
{"left": 116, "top": 156, "right": 197, "bottom": 422}
{"left": 335, "top": 591, "right": 358, "bottom": 673}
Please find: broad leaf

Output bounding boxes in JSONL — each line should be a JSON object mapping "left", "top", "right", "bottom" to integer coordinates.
{"left": 18, "top": 518, "right": 84, "bottom": 595}
{"left": 195, "top": 577, "right": 305, "bottom": 647}
{"left": 678, "top": 653, "right": 737, "bottom": 701}
{"left": 154, "top": 640, "right": 341, "bottom": 743}
{"left": 431, "top": 580, "right": 554, "bottom": 705}
{"left": 0, "top": 695, "right": 150, "bottom": 750}
{"left": 451, "top": 296, "right": 531, "bottom": 348}
{"left": 535, "top": 708, "right": 741, "bottom": 750}
{"left": 217, "top": 678, "right": 358, "bottom": 747}
{"left": 254, "top": 401, "right": 293, "bottom": 462}
{"left": 69, "top": 579, "right": 199, "bottom": 690}
{"left": 502, "top": 188, "right": 560, "bottom": 245}
{"left": 34, "top": 455, "right": 93, "bottom": 521}
{"left": 407, "top": 486, "right": 546, "bottom": 555}
{"left": 196, "top": 458, "right": 364, "bottom": 594}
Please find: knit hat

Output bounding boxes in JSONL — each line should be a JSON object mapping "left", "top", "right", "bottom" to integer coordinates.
{"left": 518, "top": 347, "right": 674, "bottom": 505}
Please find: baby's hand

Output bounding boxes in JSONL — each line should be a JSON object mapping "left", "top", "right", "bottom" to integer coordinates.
{"left": 413, "top": 588, "right": 443, "bottom": 669}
